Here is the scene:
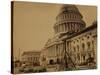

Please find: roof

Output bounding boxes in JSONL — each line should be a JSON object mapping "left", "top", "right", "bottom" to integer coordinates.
{"left": 22, "top": 51, "right": 41, "bottom": 56}
{"left": 56, "top": 4, "right": 83, "bottom": 20}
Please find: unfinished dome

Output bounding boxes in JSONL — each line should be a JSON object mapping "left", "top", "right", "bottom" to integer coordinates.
{"left": 54, "top": 4, "right": 86, "bottom": 35}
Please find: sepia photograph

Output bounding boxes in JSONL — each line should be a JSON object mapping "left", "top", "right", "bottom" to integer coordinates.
{"left": 11, "top": 1, "right": 97, "bottom": 74}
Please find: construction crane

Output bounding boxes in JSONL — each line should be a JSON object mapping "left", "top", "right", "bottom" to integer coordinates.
{"left": 62, "top": 40, "right": 76, "bottom": 70}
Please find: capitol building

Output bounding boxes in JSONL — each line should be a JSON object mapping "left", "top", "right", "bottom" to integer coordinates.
{"left": 40, "top": 4, "right": 97, "bottom": 71}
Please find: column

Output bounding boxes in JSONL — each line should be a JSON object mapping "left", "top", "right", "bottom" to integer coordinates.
{"left": 55, "top": 26, "right": 57, "bottom": 33}
{"left": 59, "top": 44, "right": 60, "bottom": 56}
{"left": 53, "top": 45, "right": 55, "bottom": 56}
{"left": 63, "top": 24, "right": 64, "bottom": 32}
{"left": 72, "top": 23, "right": 74, "bottom": 32}
{"left": 70, "top": 22, "right": 72, "bottom": 32}
{"left": 54, "top": 45, "right": 55, "bottom": 56}
{"left": 64, "top": 23, "right": 66, "bottom": 32}
{"left": 57, "top": 45, "right": 59, "bottom": 56}
{"left": 58, "top": 25, "right": 60, "bottom": 32}
{"left": 66, "top": 23, "right": 68, "bottom": 32}
{"left": 54, "top": 45, "right": 56, "bottom": 56}
{"left": 60, "top": 24, "right": 62, "bottom": 32}
{"left": 61, "top": 24, "right": 63, "bottom": 32}
{"left": 53, "top": 46, "right": 54, "bottom": 57}
{"left": 73, "top": 23, "right": 75, "bottom": 32}
{"left": 61, "top": 43, "right": 63, "bottom": 55}
{"left": 58, "top": 44, "right": 59, "bottom": 56}
{"left": 56, "top": 26, "right": 58, "bottom": 33}
{"left": 69, "top": 23, "right": 71, "bottom": 32}
{"left": 77, "top": 23, "right": 79, "bottom": 32}
{"left": 78, "top": 23, "right": 80, "bottom": 31}
{"left": 59, "top": 44, "right": 61, "bottom": 56}
{"left": 51, "top": 46, "right": 52, "bottom": 57}
{"left": 80, "top": 41, "right": 82, "bottom": 64}
{"left": 67, "top": 23, "right": 69, "bottom": 32}
{"left": 65, "top": 23, "right": 66, "bottom": 32}
{"left": 61, "top": 43, "right": 64, "bottom": 55}
{"left": 56, "top": 45, "right": 58, "bottom": 57}
{"left": 54, "top": 27, "right": 55, "bottom": 33}
{"left": 75, "top": 23, "right": 77, "bottom": 32}
{"left": 57, "top": 26, "right": 59, "bottom": 33}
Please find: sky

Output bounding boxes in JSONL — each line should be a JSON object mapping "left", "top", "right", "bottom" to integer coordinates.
{"left": 13, "top": 1, "right": 97, "bottom": 59}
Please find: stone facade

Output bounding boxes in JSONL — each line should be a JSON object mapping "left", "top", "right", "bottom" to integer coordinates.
{"left": 62, "top": 23, "right": 97, "bottom": 67}
{"left": 21, "top": 51, "right": 41, "bottom": 66}
{"left": 41, "top": 5, "right": 97, "bottom": 70}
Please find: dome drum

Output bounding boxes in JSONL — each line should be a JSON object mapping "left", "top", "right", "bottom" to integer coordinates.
{"left": 54, "top": 22, "right": 85, "bottom": 35}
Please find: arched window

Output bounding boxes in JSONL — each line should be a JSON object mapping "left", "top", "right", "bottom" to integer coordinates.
{"left": 65, "top": 14, "right": 66, "bottom": 18}
{"left": 87, "top": 36, "right": 90, "bottom": 39}
{"left": 49, "top": 59, "right": 54, "bottom": 65}
{"left": 77, "top": 45, "right": 79, "bottom": 51}
{"left": 83, "top": 55, "right": 85, "bottom": 60}
{"left": 77, "top": 53, "right": 80, "bottom": 60}
{"left": 87, "top": 42, "right": 90, "bottom": 49}
{"left": 82, "top": 43, "right": 85, "bottom": 50}
{"left": 82, "top": 38, "right": 84, "bottom": 40}
{"left": 74, "top": 47, "right": 76, "bottom": 52}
